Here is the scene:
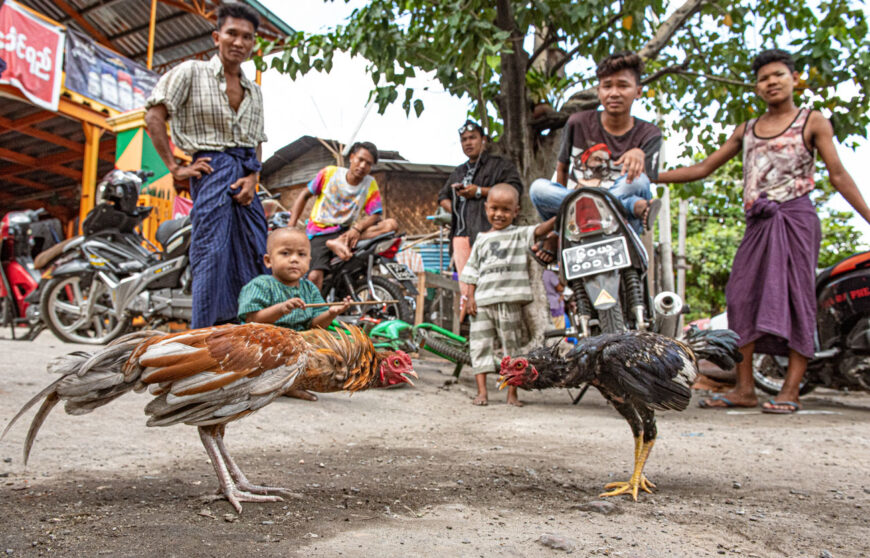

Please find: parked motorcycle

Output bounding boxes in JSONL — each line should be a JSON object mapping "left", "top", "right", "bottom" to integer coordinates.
{"left": 0, "top": 208, "right": 60, "bottom": 339}
{"left": 39, "top": 169, "right": 193, "bottom": 344}
{"left": 553, "top": 186, "right": 682, "bottom": 339}
{"left": 319, "top": 232, "right": 418, "bottom": 325}
{"left": 753, "top": 250, "right": 870, "bottom": 395}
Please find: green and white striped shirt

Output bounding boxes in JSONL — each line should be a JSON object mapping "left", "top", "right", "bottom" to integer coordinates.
{"left": 238, "top": 275, "right": 326, "bottom": 331}
{"left": 460, "top": 225, "right": 536, "bottom": 307}
{"left": 146, "top": 55, "right": 267, "bottom": 155}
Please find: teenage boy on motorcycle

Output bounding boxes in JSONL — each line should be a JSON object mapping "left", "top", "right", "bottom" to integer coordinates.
{"left": 528, "top": 50, "right": 663, "bottom": 263}
{"left": 287, "top": 141, "right": 398, "bottom": 290}
{"left": 656, "top": 48, "right": 870, "bottom": 414}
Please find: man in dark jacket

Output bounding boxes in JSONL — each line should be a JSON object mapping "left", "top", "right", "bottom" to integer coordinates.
{"left": 437, "top": 120, "right": 523, "bottom": 276}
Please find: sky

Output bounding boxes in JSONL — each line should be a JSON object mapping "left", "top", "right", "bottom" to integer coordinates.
{"left": 251, "top": 0, "right": 870, "bottom": 235}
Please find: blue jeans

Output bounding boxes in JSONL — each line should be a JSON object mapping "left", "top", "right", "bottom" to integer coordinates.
{"left": 529, "top": 174, "right": 652, "bottom": 234}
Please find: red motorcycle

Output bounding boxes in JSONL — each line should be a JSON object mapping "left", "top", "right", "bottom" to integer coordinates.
{"left": 0, "top": 209, "right": 60, "bottom": 339}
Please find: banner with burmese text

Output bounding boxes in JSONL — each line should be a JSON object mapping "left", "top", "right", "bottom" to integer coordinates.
{"left": 0, "top": 0, "right": 65, "bottom": 110}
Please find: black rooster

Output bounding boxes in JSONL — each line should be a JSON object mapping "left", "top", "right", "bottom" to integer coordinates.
{"left": 498, "top": 327, "right": 741, "bottom": 501}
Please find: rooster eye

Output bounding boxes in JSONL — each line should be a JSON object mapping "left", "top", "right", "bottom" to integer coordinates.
{"left": 515, "top": 362, "right": 524, "bottom": 369}
{"left": 393, "top": 359, "right": 400, "bottom": 367}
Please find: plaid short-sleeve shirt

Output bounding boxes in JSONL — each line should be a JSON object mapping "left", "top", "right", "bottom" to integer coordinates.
{"left": 146, "top": 55, "right": 267, "bottom": 154}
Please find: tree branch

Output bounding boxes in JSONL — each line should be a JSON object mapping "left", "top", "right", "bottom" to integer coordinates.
{"left": 674, "top": 70, "right": 755, "bottom": 88}
{"left": 526, "top": 29, "right": 564, "bottom": 71}
{"left": 637, "top": 0, "right": 706, "bottom": 61}
{"left": 549, "top": 11, "right": 624, "bottom": 77}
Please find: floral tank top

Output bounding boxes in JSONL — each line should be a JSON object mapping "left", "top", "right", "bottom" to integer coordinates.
{"left": 742, "top": 108, "right": 815, "bottom": 207}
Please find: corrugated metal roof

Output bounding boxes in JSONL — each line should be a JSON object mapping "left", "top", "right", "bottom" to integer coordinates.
{"left": 16, "top": 0, "right": 293, "bottom": 71}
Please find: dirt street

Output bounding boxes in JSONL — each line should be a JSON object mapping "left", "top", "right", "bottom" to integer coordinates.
{"left": 1, "top": 333, "right": 869, "bottom": 557}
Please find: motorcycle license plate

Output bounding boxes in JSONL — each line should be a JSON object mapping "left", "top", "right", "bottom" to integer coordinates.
{"left": 563, "top": 237, "right": 631, "bottom": 280}
{"left": 385, "top": 262, "right": 417, "bottom": 281}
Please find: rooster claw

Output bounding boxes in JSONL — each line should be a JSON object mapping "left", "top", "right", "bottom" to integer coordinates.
{"left": 224, "top": 489, "right": 284, "bottom": 513}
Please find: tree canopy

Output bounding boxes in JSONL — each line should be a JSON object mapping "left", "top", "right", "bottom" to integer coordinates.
{"left": 260, "top": 0, "right": 870, "bottom": 181}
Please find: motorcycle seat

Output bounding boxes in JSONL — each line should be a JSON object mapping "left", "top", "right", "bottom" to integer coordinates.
{"left": 327, "top": 232, "right": 397, "bottom": 268}
{"left": 816, "top": 250, "right": 870, "bottom": 290}
{"left": 156, "top": 216, "right": 191, "bottom": 248}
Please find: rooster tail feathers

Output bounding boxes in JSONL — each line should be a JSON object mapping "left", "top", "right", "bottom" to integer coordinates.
{"left": 683, "top": 326, "right": 743, "bottom": 371}
{"left": 3, "top": 331, "right": 156, "bottom": 462}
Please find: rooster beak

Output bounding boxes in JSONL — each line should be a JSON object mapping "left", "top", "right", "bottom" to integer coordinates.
{"left": 497, "top": 376, "right": 509, "bottom": 390}
{"left": 401, "top": 369, "right": 418, "bottom": 386}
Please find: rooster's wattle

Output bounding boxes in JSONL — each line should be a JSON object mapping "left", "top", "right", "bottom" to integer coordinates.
{"left": 499, "top": 327, "right": 741, "bottom": 500}
{"left": 2, "top": 323, "right": 415, "bottom": 512}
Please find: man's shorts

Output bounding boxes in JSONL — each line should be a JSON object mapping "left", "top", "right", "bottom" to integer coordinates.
{"left": 309, "top": 227, "right": 349, "bottom": 271}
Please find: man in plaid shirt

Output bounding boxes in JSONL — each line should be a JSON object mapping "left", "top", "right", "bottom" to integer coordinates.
{"left": 145, "top": 3, "right": 269, "bottom": 328}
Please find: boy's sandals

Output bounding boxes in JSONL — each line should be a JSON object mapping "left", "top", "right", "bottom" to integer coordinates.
{"left": 530, "top": 234, "right": 558, "bottom": 267}
{"left": 642, "top": 198, "right": 663, "bottom": 233}
{"left": 698, "top": 394, "right": 757, "bottom": 408}
{"left": 761, "top": 399, "right": 801, "bottom": 414}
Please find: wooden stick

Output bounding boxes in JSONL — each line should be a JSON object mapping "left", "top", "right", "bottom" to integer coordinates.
{"left": 302, "top": 300, "right": 399, "bottom": 308}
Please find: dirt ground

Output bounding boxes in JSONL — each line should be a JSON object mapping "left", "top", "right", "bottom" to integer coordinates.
{"left": 1, "top": 332, "right": 869, "bottom": 558}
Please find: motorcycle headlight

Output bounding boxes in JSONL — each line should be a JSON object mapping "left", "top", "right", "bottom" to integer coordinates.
{"left": 563, "top": 193, "right": 619, "bottom": 241}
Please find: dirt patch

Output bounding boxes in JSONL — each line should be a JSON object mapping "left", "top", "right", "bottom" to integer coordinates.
{"left": 1, "top": 333, "right": 869, "bottom": 557}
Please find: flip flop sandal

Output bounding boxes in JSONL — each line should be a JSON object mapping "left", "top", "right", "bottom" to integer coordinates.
{"left": 698, "top": 394, "right": 756, "bottom": 408}
{"left": 642, "top": 198, "right": 663, "bottom": 232}
{"left": 528, "top": 245, "right": 556, "bottom": 267}
{"left": 761, "top": 399, "right": 801, "bottom": 414}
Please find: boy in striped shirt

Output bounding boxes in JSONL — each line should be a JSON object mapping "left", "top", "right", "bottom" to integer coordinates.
{"left": 460, "top": 184, "right": 556, "bottom": 406}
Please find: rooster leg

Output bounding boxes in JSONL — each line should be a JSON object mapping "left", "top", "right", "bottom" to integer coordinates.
{"left": 212, "top": 424, "right": 293, "bottom": 497}
{"left": 599, "top": 401, "right": 656, "bottom": 501}
{"left": 198, "top": 425, "right": 284, "bottom": 513}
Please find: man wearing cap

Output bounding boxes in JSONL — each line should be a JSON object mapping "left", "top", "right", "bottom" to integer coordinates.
{"left": 438, "top": 120, "right": 523, "bottom": 276}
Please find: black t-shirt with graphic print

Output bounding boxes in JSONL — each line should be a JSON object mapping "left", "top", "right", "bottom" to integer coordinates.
{"left": 557, "top": 110, "right": 662, "bottom": 189}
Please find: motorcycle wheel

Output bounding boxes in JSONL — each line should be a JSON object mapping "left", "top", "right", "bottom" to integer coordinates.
{"left": 416, "top": 329, "right": 471, "bottom": 365}
{"left": 351, "top": 276, "right": 413, "bottom": 324}
{"left": 751, "top": 353, "right": 816, "bottom": 396}
{"left": 597, "top": 305, "right": 626, "bottom": 334}
{"left": 40, "top": 274, "right": 130, "bottom": 345}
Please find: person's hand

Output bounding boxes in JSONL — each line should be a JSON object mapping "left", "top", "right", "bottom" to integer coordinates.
{"left": 455, "top": 183, "right": 476, "bottom": 199}
{"left": 344, "top": 227, "right": 362, "bottom": 249}
{"left": 329, "top": 296, "right": 352, "bottom": 316}
{"left": 170, "top": 157, "right": 213, "bottom": 183}
{"left": 230, "top": 174, "right": 258, "bottom": 206}
{"left": 615, "top": 148, "right": 645, "bottom": 183}
{"left": 466, "top": 295, "right": 477, "bottom": 317}
{"left": 281, "top": 297, "right": 305, "bottom": 314}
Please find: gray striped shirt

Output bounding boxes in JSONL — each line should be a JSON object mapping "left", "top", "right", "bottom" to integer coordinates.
{"left": 146, "top": 55, "right": 267, "bottom": 155}
{"left": 460, "top": 225, "right": 536, "bottom": 307}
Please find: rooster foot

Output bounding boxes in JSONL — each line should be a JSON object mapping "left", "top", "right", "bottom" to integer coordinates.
{"left": 599, "top": 475, "right": 656, "bottom": 501}
{"left": 220, "top": 487, "right": 284, "bottom": 513}
{"left": 234, "top": 480, "right": 294, "bottom": 497}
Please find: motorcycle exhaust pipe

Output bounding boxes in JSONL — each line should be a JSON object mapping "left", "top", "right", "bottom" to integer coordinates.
{"left": 653, "top": 291, "right": 683, "bottom": 338}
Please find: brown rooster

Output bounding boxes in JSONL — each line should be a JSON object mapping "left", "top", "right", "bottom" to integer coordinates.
{"left": 498, "top": 327, "right": 741, "bottom": 501}
{"left": 2, "top": 323, "right": 415, "bottom": 512}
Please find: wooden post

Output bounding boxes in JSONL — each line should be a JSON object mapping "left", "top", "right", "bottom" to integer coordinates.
{"left": 676, "top": 199, "right": 688, "bottom": 330}
{"left": 146, "top": 0, "right": 158, "bottom": 69}
{"left": 79, "top": 122, "right": 103, "bottom": 230}
{"left": 255, "top": 49, "right": 263, "bottom": 85}
{"left": 414, "top": 272, "right": 426, "bottom": 325}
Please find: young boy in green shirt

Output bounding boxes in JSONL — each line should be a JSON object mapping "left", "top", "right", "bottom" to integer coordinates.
{"left": 238, "top": 227, "right": 350, "bottom": 399}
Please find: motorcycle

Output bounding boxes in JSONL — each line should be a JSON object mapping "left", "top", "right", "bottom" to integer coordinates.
{"left": 753, "top": 250, "right": 870, "bottom": 395}
{"left": 39, "top": 169, "right": 193, "bottom": 344}
{"left": 0, "top": 208, "right": 61, "bottom": 339}
{"left": 553, "top": 186, "right": 682, "bottom": 339}
{"left": 318, "top": 232, "right": 419, "bottom": 325}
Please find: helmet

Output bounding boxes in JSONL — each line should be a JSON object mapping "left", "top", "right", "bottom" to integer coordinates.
{"left": 96, "top": 170, "right": 143, "bottom": 214}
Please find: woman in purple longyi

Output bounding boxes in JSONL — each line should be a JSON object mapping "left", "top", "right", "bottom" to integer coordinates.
{"left": 657, "top": 49, "right": 870, "bottom": 414}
